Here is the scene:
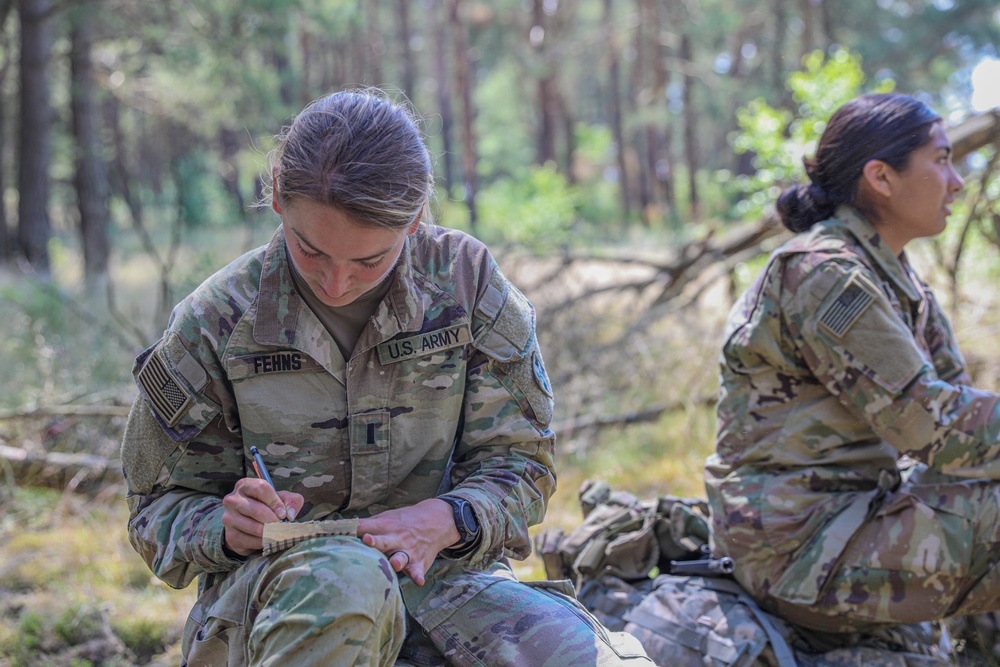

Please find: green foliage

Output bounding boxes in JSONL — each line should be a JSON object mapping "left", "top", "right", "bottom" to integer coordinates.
{"left": 476, "top": 164, "right": 579, "bottom": 249}
{"left": 474, "top": 60, "right": 535, "bottom": 184}
{"left": 174, "top": 151, "right": 213, "bottom": 228}
{"left": 0, "top": 278, "right": 133, "bottom": 409}
{"left": 726, "top": 49, "right": 895, "bottom": 219}
{"left": 113, "top": 616, "right": 170, "bottom": 663}
{"left": 53, "top": 606, "right": 104, "bottom": 646}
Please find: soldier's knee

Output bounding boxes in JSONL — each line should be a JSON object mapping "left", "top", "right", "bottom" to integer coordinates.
{"left": 260, "top": 536, "right": 402, "bottom": 617}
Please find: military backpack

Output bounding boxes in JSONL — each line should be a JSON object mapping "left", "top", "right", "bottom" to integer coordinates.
{"left": 536, "top": 480, "right": 954, "bottom": 667}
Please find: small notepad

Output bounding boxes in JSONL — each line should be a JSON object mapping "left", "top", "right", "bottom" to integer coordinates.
{"left": 261, "top": 518, "right": 360, "bottom": 556}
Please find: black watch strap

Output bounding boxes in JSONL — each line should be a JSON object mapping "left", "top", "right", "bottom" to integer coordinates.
{"left": 440, "top": 495, "right": 480, "bottom": 547}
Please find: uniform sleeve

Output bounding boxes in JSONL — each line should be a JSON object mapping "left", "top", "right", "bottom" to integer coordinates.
{"left": 443, "top": 268, "right": 557, "bottom": 564}
{"left": 924, "top": 285, "right": 973, "bottom": 385}
{"left": 786, "top": 260, "right": 1000, "bottom": 477}
{"left": 121, "top": 336, "right": 246, "bottom": 589}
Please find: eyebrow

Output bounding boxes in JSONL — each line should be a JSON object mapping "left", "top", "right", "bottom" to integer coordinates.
{"left": 292, "top": 228, "right": 396, "bottom": 262}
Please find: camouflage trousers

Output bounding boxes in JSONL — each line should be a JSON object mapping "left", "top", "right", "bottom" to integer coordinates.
{"left": 182, "top": 535, "right": 653, "bottom": 666}
{"left": 764, "top": 468, "right": 1000, "bottom": 634}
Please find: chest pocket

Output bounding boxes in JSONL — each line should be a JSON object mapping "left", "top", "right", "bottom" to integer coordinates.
{"left": 226, "top": 351, "right": 351, "bottom": 513}
{"left": 347, "top": 409, "right": 392, "bottom": 510}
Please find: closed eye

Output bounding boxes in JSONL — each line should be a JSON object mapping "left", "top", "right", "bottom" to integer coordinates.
{"left": 360, "top": 256, "right": 386, "bottom": 269}
{"left": 297, "top": 242, "right": 323, "bottom": 259}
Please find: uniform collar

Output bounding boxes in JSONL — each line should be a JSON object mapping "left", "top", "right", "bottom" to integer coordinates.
{"left": 833, "top": 205, "right": 921, "bottom": 303}
{"left": 368, "top": 232, "right": 427, "bottom": 340}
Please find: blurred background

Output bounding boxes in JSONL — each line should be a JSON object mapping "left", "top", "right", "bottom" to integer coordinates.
{"left": 1, "top": 1, "right": 999, "bottom": 664}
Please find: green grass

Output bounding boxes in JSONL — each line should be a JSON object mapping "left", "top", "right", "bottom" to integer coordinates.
{"left": 0, "top": 487, "right": 194, "bottom": 666}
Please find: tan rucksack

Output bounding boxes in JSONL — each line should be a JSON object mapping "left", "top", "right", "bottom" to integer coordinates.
{"left": 536, "top": 481, "right": 953, "bottom": 667}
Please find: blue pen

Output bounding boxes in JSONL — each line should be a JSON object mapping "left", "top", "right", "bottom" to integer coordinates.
{"left": 249, "top": 446, "right": 290, "bottom": 522}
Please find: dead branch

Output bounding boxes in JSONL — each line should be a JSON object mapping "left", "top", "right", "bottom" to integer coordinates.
{"left": 949, "top": 110, "right": 1000, "bottom": 162}
{"left": 0, "top": 443, "right": 122, "bottom": 493}
{"left": 0, "top": 404, "right": 131, "bottom": 421}
{"left": 553, "top": 394, "right": 717, "bottom": 440}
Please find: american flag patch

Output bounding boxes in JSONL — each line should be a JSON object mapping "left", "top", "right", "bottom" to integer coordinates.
{"left": 819, "top": 278, "right": 875, "bottom": 338}
{"left": 137, "top": 351, "right": 192, "bottom": 427}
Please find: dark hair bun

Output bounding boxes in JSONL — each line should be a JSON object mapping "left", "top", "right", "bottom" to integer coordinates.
{"left": 777, "top": 184, "right": 836, "bottom": 233}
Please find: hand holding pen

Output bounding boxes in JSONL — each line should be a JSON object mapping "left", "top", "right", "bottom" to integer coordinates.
{"left": 220, "top": 446, "right": 305, "bottom": 556}
{"left": 250, "top": 446, "right": 290, "bottom": 523}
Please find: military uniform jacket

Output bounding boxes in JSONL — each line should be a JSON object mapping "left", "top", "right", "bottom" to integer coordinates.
{"left": 121, "top": 224, "right": 556, "bottom": 636}
{"left": 705, "top": 206, "right": 1000, "bottom": 607}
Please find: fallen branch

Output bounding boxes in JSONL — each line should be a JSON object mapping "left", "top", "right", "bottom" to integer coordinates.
{"left": 0, "top": 404, "right": 131, "bottom": 421}
{"left": 949, "top": 109, "right": 1000, "bottom": 161}
{"left": 554, "top": 394, "right": 717, "bottom": 440}
{"left": 0, "top": 443, "right": 122, "bottom": 493}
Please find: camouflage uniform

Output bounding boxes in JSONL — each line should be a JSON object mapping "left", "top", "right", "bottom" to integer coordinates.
{"left": 121, "top": 224, "right": 652, "bottom": 666}
{"left": 705, "top": 206, "right": 1000, "bottom": 634}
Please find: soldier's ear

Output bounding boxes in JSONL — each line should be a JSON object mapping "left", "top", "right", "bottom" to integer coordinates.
{"left": 271, "top": 168, "right": 283, "bottom": 215}
{"left": 861, "top": 159, "right": 893, "bottom": 199}
{"left": 407, "top": 208, "right": 423, "bottom": 235}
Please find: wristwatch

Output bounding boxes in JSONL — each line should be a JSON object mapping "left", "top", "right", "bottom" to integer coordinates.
{"left": 439, "top": 495, "right": 480, "bottom": 548}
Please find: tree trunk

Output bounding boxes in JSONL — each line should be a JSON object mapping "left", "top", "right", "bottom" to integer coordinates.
{"left": 106, "top": 96, "right": 143, "bottom": 228}
{"left": 651, "top": 0, "right": 674, "bottom": 211}
{"left": 365, "top": 0, "right": 384, "bottom": 84}
{"left": 219, "top": 128, "right": 245, "bottom": 217}
{"left": 555, "top": 88, "right": 577, "bottom": 185}
{"left": 819, "top": 0, "right": 835, "bottom": 49}
{"left": 0, "top": 0, "right": 11, "bottom": 261}
{"left": 17, "top": 0, "right": 53, "bottom": 275}
{"left": 771, "top": 0, "right": 789, "bottom": 104}
{"left": 434, "top": 0, "right": 455, "bottom": 194}
{"left": 604, "top": 0, "right": 629, "bottom": 223}
{"left": 449, "top": 0, "right": 478, "bottom": 231}
{"left": 798, "top": 0, "right": 816, "bottom": 54}
{"left": 680, "top": 32, "right": 699, "bottom": 218}
{"left": 0, "top": 66, "right": 8, "bottom": 262}
{"left": 70, "top": 8, "right": 111, "bottom": 287}
{"left": 395, "top": 0, "right": 416, "bottom": 100}
{"left": 632, "top": 0, "right": 653, "bottom": 225}
{"left": 532, "top": 0, "right": 557, "bottom": 166}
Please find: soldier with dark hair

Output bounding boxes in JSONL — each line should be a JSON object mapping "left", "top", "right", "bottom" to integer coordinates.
{"left": 702, "top": 92, "right": 1000, "bottom": 634}
{"left": 120, "top": 88, "right": 651, "bottom": 667}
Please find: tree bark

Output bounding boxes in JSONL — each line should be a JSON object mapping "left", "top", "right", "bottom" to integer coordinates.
{"left": 70, "top": 8, "right": 111, "bottom": 287}
{"left": 395, "top": 0, "right": 416, "bottom": 100}
{"left": 449, "top": 0, "right": 478, "bottom": 231}
{"left": 604, "top": 0, "right": 629, "bottom": 223}
{"left": 434, "top": 0, "right": 455, "bottom": 194}
{"left": 798, "top": 0, "right": 816, "bottom": 54}
{"left": 17, "top": 0, "right": 53, "bottom": 275}
{"left": 219, "top": 128, "right": 245, "bottom": 216}
{"left": 770, "top": 0, "right": 789, "bottom": 105}
{"left": 532, "top": 0, "right": 557, "bottom": 166}
{"left": 365, "top": 0, "right": 385, "bottom": 84}
{"left": 651, "top": 0, "right": 674, "bottom": 211}
{"left": 680, "top": 32, "right": 699, "bottom": 218}
{"left": 0, "top": 0, "right": 11, "bottom": 261}
{"left": 0, "top": 62, "right": 8, "bottom": 263}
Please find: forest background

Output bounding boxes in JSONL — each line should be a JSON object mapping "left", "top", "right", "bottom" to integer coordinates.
{"left": 1, "top": 0, "right": 1000, "bottom": 665}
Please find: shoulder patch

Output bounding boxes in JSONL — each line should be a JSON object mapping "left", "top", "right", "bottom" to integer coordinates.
{"left": 473, "top": 269, "right": 535, "bottom": 362}
{"left": 136, "top": 349, "right": 192, "bottom": 428}
{"left": 818, "top": 274, "right": 876, "bottom": 338}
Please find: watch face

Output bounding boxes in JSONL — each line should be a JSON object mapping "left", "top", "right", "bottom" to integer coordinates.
{"left": 461, "top": 503, "right": 478, "bottom": 533}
